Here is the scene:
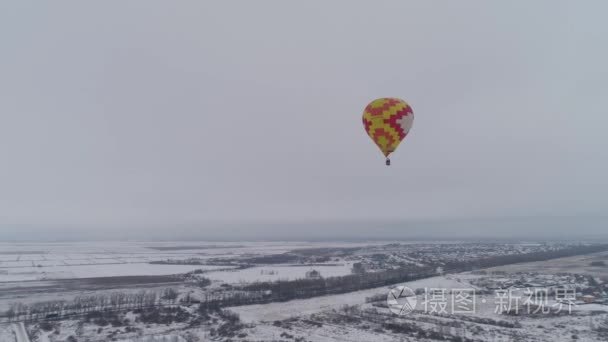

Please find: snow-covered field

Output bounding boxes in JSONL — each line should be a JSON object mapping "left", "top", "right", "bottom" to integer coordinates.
{"left": 0, "top": 241, "right": 378, "bottom": 282}
{"left": 1, "top": 263, "right": 230, "bottom": 282}
{"left": 486, "top": 251, "right": 608, "bottom": 278}
{"left": 2, "top": 241, "right": 608, "bottom": 341}
{"left": 206, "top": 263, "right": 354, "bottom": 284}
{"left": 233, "top": 273, "right": 608, "bottom": 342}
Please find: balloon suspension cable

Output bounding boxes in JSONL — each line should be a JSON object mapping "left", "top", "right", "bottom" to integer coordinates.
{"left": 385, "top": 157, "right": 391, "bottom": 166}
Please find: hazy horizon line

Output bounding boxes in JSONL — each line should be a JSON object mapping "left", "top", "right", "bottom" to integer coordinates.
{"left": 1, "top": 215, "right": 607, "bottom": 243}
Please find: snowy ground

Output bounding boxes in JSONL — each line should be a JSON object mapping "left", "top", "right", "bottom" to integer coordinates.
{"left": 116, "top": 337, "right": 186, "bottom": 342}
{"left": 0, "top": 324, "right": 15, "bottom": 342}
{"left": 229, "top": 269, "right": 608, "bottom": 341}
{"left": 0, "top": 241, "right": 380, "bottom": 282}
{"left": 1, "top": 263, "right": 230, "bottom": 282}
{"left": 486, "top": 251, "right": 608, "bottom": 278}
{"left": 206, "top": 263, "right": 354, "bottom": 284}
{"left": 12, "top": 322, "right": 30, "bottom": 342}
{"left": 232, "top": 275, "right": 466, "bottom": 323}
{"left": 2, "top": 241, "right": 608, "bottom": 341}
{"left": 0, "top": 241, "right": 379, "bottom": 322}
{"left": 239, "top": 276, "right": 463, "bottom": 320}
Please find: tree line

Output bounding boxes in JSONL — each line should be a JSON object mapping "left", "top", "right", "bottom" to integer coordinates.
{"left": 6, "top": 244, "right": 607, "bottom": 320}
{"left": 202, "top": 243, "right": 608, "bottom": 307}
{"left": 4, "top": 288, "right": 180, "bottom": 322}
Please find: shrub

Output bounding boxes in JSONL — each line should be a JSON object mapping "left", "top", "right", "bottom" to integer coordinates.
{"left": 39, "top": 322, "right": 55, "bottom": 332}
{"left": 135, "top": 306, "right": 191, "bottom": 325}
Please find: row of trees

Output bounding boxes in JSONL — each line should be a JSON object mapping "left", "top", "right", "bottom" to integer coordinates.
{"left": 4, "top": 288, "right": 180, "bottom": 322}
{"left": 201, "top": 244, "right": 608, "bottom": 308}
{"left": 442, "top": 244, "right": 608, "bottom": 272}
{"left": 243, "top": 265, "right": 438, "bottom": 301}
{"left": 189, "top": 265, "right": 439, "bottom": 308}
{"left": 6, "top": 244, "right": 607, "bottom": 322}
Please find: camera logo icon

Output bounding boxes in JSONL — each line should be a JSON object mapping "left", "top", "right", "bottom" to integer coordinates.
{"left": 387, "top": 286, "right": 417, "bottom": 316}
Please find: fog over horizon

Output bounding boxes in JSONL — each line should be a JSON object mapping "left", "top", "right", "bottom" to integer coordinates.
{"left": 3, "top": 216, "right": 608, "bottom": 242}
{"left": 1, "top": 1, "right": 607, "bottom": 242}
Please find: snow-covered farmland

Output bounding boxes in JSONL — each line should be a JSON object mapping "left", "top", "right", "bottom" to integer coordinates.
{"left": 206, "top": 263, "right": 354, "bottom": 284}
{"left": 0, "top": 241, "right": 378, "bottom": 282}
{"left": 486, "top": 251, "right": 608, "bottom": 278}
{"left": 1, "top": 263, "right": 231, "bottom": 282}
{"left": 2, "top": 241, "right": 608, "bottom": 341}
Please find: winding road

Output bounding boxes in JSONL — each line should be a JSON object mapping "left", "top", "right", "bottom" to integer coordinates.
{"left": 12, "top": 322, "right": 30, "bottom": 342}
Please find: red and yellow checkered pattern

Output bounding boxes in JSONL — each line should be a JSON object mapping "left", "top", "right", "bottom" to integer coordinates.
{"left": 362, "top": 97, "right": 414, "bottom": 157}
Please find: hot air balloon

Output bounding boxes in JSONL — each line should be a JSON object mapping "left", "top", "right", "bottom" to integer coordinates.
{"left": 362, "top": 97, "right": 414, "bottom": 166}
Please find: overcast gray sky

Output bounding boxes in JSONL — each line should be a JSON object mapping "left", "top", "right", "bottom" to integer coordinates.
{"left": 1, "top": 1, "right": 607, "bottom": 240}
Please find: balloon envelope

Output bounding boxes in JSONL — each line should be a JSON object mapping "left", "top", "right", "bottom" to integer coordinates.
{"left": 362, "top": 98, "right": 414, "bottom": 158}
